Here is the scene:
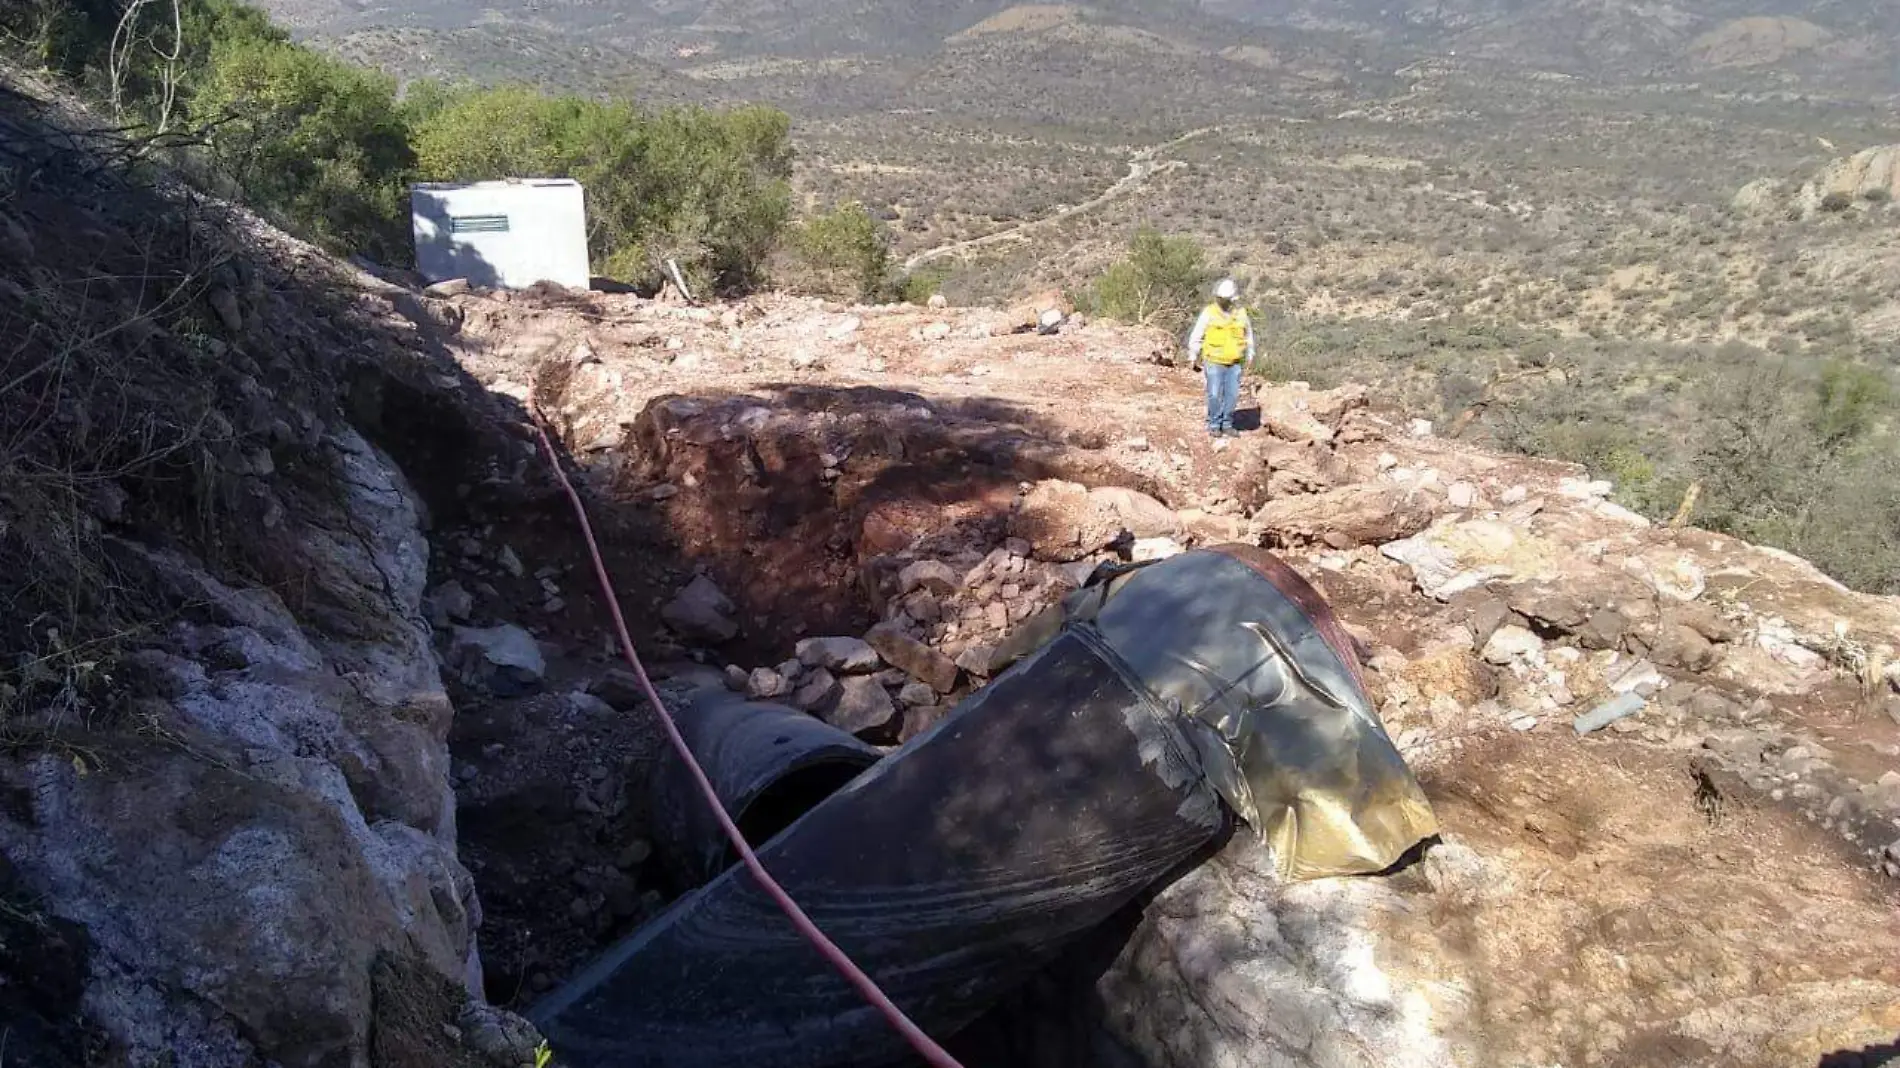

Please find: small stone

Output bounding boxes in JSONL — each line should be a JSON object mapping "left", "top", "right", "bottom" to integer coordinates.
{"left": 904, "top": 589, "right": 943, "bottom": 624}
{"left": 497, "top": 546, "right": 525, "bottom": 578}
{"left": 825, "top": 676, "right": 900, "bottom": 735}
{"left": 723, "top": 664, "right": 749, "bottom": 691}
{"left": 1376, "top": 453, "right": 1399, "bottom": 471}
{"left": 1510, "top": 716, "right": 1538, "bottom": 731}
{"left": 1447, "top": 481, "right": 1478, "bottom": 509}
{"left": 746, "top": 667, "right": 790, "bottom": 699}
{"left": 425, "top": 277, "right": 471, "bottom": 297}
{"left": 1130, "top": 537, "right": 1183, "bottom": 562}
{"left": 776, "top": 658, "right": 804, "bottom": 683}
{"left": 926, "top": 293, "right": 948, "bottom": 309}
{"left": 663, "top": 576, "right": 738, "bottom": 643}
{"left": 899, "top": 559, "right": 960, "bottom": 596}
{"left": 1500, "top": 486, "right": 1528, "bottom": 505}
{"left": 449, "top": 624, "right": 547, "bottom": 696}
{"left": 426, "top": 580, "right": 476, "bottom": 626}
{"left": 985, "top": 602, "right": 1009, "bottom": 631}
{"left": 898, "top": 681, "right": 938, "bottom": 707}
{"left": 569, "top": 897, "right": 594, "bottom": 922}
{"left": 956, "top": 644, "right": 997, "bottom": 678}
{"left": 1004, "top": 538, "right": 1032, "bottom": 558}
{"left": 795, "top": 636, "right": 882, "bottom": 674}
{"left": 865, "top": 624, "right": 960, "bottom": 693}
{"left": 542, "top": 597, "right": 566, "bottom": 614}
{"left": 793, "top": 668, "right": 842, "bottom": 713}
{"left": 923, "top": 321, "right": 952, "bottom": 341}
{"left": 1125, "top": 437, "right": 1150, "bottom": 451}
{"left": 1607, "top": 658, "right": 1665, "bottom": 696}
{"left": 616, "top": 841, "right": 653, "bottom": 869}
{"left": 1468, "top": 599, "right": 1511, "bottom": 647}
{"left": 565, "top": 692, "right": 615, "bottom": 721}
{"left": 1481, "top": 625, "right": 1543, "bottom": 666}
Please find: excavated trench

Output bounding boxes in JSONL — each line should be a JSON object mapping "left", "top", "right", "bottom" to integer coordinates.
{"left": 363, "top": 370, "right": 1192, "bottom": 1064}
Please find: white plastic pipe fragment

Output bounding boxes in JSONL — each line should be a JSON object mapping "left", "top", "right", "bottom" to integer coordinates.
{"left": 1574, "top": 692, "right": 1645, "bottom": 735}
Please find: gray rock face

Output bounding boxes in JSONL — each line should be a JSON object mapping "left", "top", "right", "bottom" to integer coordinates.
{"left": 662, "top": 576, "right": 738, "bottom": 643}
{"left": 0, "top": 427, "right": 503, "bottom": 1068}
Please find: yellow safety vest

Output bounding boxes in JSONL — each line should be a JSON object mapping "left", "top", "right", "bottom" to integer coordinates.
{"left": 1199, "top": 304, "right": 1250, "bottom": 366}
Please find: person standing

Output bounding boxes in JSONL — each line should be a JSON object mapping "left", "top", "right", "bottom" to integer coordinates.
{"left": 1186, "top": 278, "right": 1254, "bottom": 439}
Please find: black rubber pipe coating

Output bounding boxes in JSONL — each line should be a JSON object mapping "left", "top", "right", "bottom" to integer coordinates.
{"left": 648, "top": 686, "right": 884, "bottom": 892}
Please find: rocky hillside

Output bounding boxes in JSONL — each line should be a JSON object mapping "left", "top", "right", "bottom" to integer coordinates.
{"left": 4, "top": 68, "right": 1900, "bottom": 1068}
{"left": 0, "top": 78, "right": 549, "bottom": 1068}
{"left": 1736, "top": 143, "right": 1900, "bottom": 219}
{"left": 458, "top": 279, "right": 1900, "bottom": 1066}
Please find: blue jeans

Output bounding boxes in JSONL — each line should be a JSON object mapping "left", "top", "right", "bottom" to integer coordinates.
{"left": 1203, "top": 361, "right": 1243, "bottom": 432}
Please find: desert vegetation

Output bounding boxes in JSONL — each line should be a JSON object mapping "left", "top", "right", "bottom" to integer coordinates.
{"left": 0, "top": 0, "right": 851, "bottom": 292}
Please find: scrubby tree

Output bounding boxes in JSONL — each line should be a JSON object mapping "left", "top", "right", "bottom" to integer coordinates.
{"left": 411, "top": 87, "right": 793, "bottom": 292}
{"left": 1086, "top": 227, "right": 1212, "bottom": 332}
{"left": 192, "top": 35, "right": 414, "bottom": 258}
{"left": 789, "top": 201, "right": 890, "bottom": 300}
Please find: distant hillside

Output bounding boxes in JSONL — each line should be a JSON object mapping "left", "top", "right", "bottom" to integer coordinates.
{"left": 255, "top": 0, "right": 1900, "bottom": 101}
{"left": 1207, "top": 0, "right": 1900, "bottom": 86}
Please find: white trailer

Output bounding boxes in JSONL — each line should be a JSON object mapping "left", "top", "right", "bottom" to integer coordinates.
{"left": 410, "top": 179, "right": 590, "bottom": 291}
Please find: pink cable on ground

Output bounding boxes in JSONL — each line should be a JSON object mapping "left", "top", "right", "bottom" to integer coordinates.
{"left": 530, "top": 417, "right": 966, "bottom": 1068}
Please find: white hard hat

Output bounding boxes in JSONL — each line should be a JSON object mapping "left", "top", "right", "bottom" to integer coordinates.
{"left": 1214, "top": 278, "right": 1239, "bottom": 301}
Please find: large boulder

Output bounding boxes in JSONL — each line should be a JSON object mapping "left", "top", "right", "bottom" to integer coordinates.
{"left": 1086, "top": 486, "right": 1179, "bottom": 539}
{"left": 1254, "top": 382, "right": 1369, "bottom": 445}
{"left": 1096, "top": 837, "right": 1470, "bottom": 1068}
{"left": 1010, "top": 481, "right": 1177, "bottom": 561}
{"left": 1010, "top": 480, "right": 1121, "bottom": 562}
{"left": 1250, "top": 484, "right": 1433, "bottom": 549}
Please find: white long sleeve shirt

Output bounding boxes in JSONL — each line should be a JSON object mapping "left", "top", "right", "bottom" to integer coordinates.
{"left": 1187, "top": 304, "right": 1256, "bottom": 364}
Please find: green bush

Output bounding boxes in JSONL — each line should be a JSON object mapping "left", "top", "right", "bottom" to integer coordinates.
{"left": 411, "top": 87, "right": 792, "bottom": 292}
{"left": 788, "top": 201, "right": 890, "bottom": 300}
{"left": 6, "top": 2, "right": 797, "bottom": 290}
{"left": 898, "top": 263, "right": 951, "bottom": 306}
{"left": 1086, "top": 228, "right": 1212, "bottom": 332}
{"left": 193, "top": 35, "right": 413, "bottom": 259}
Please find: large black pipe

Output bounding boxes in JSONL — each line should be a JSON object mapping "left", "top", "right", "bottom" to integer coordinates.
{"left": 532, "top": 546, "right": 1435, "bottom": 1068}
{"left": 649, "top": 686, "right": 884, "bottom": 892}
{"left": 533, "top": 629, "right": 1227, "bottom": 1067}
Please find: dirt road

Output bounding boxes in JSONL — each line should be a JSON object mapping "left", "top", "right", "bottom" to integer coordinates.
{"left": 900, "top": 127, "right": 1217, "bottom": 273}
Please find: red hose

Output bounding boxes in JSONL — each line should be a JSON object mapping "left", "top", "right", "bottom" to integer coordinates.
{"left": 530, "top": 417, "right": 967, "bottom": 1068}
